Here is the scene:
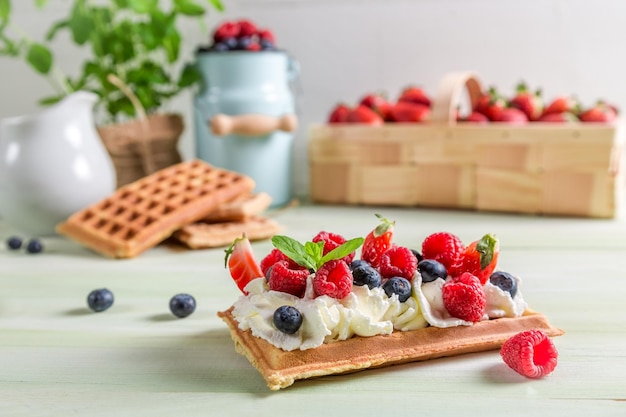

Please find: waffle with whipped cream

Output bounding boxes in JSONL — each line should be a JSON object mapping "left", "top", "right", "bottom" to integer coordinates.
{"left": 219, "top": 307, "right": 564, "bottom": 390}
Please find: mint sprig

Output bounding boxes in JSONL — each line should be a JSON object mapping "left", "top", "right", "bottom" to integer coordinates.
{"left": 271, "top": 235, "right": 364, "bottom": 271}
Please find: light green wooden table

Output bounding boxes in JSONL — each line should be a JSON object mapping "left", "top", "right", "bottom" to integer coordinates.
{"left": 1, "top": 204, "right": 625, "bottom": 416}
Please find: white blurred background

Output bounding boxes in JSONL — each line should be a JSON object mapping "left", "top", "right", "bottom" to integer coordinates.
{"left": 2, "top": 0, "right": 626, "bottom": 197}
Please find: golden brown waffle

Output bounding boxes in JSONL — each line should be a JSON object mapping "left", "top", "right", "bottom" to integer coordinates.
{"left": 56, "top": 160, "right": 255, "bottom": 258}
{"left": 173, "top": 216, "right": 282, "bottom": 249}
{"left": 218, "top": 307, "right": 564, "bottom": 390}
{"left": 200, "top": 192, "right": 272, "bottom": 223}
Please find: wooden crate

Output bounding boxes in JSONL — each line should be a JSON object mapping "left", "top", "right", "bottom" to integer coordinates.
{"left": 308, "top": 72, "right": 625, "bottom": 218}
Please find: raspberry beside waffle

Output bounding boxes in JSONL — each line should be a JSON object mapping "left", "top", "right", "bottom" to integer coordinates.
{"left": 56, "top": 160, "right": 255, "bottom": 258}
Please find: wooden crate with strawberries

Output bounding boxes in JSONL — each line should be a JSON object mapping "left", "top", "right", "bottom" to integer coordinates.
{"left": 308, "top": 72, "right": 624, "bottom": 218}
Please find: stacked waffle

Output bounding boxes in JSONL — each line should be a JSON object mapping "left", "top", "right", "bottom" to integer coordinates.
{"left": 56, "top": 160, "right": 282, "bottom": 258}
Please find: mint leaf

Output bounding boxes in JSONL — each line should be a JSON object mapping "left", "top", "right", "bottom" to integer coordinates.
{"left": 271, "top": 235, "right": 316, "bottom": 271}
{"left": 319, "top": 237, "right": 364, "bottom": 267}
{"left": 272, "top": 235, "right": 364, "bottom": 271}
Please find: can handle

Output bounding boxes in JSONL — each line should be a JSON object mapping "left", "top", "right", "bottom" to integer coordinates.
{"left": 210, "top": 113, "right": 298, "bottom": 137}
{"left": 430, "top": 72, "right": 484, "bottom": 125}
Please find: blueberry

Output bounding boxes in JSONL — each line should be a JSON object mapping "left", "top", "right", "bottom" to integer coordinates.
{"left": 6, "top": 236, "right": 22, "bottom": 250}
{"left": 418, "top": 259, "right": 447, "bottom": 283}
{"left": 222, "top": 37, "right": 238, "bottom": 50}
{"left": 489, "top": 271, "right": 518, "bottom": 298}
{"left": 410, "top": 249, "right": 423, "bottom": 263}
{"left": 169, "top": 293, "right": 196, "bottom": 318}
{"left": 211, "top": 42, "right": 230, "bottom": 52}
{"left": 273, "top": 305, "right": 303, "bottom": 334}
{"left": 87, "top": 288, "right": 114, "bottom": 312}
{"left": 382, "top": 277, "right": 412, "bottom": 302}
{"left": 260, "top": 39, "right": 275, "bottom": 50}
{"left": 350, "top": 259, "right": 369, "bottom": 271}
{"left": 352, "top": 264, "right": 382, "bottom": 289}
{"left": 236, "top": 36, "right": 252, "bottom": 50}
{"left": 25, "top": 238, "right": 43, "bottom": 254}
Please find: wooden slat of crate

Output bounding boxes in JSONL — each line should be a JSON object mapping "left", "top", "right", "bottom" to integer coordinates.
{"left": 307, "top": 123, "right": 624, "bottom": 218}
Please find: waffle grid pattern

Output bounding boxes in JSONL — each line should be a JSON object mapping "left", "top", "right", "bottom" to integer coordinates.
{"left": 57, "top": 160, "right": 254, "bottom": 258}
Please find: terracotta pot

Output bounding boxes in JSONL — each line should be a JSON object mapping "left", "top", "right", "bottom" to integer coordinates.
{"left": 98, "top": 113, "right": 183, "bottom": 188}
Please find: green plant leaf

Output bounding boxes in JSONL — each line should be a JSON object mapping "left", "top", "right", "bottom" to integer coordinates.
{"left": 45, "top": 19, "right": 69, "bottom": 41}
{"left": 38, "top": 95, "right": 63, "bottom": 106}
{"left": 162, "top": 30, "right": 181, "bottom": 63}
{"left": 271, "top": 235, "right": 316, "bottom": 271}
{"left": 35, "top": 0, "right": 48, "bottom": 8}
{"left": 113, "top": 0, "right": 129, "bottom": 7}
{"left": 319, "top": 238, "right": 364, "bottom": 267}
{"left": 207, "top": 0, "right": 224, "bottom": 12}
{"left": 0, "top": 0, "right": 10, "bottom": 22}
{"left": 128, "top": 0, "right": 158, "bottom": 13}
{"left": 26, "top": 43, "right": 52, "bottom": 74}
{"left": 272, "top": 235, "right": 364, "bottom": 271}
{"left": 178, "top": 63, "right": 200, "bottom": 88}
{"left": 174, "top": 0, "right": 205, "bottom": 16}
{"left": 69, "top": 5, "right": 93, "bottom": 44}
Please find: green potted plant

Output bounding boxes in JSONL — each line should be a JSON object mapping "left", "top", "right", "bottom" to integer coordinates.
{"left": 0, "top": 0, "right": 224, "bottom": 186}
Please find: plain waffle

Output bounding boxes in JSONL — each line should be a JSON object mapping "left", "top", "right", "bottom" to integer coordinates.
{"left": 56, "top": 160, "right": 255, "bottom": 258}
{"left": 173, "top": 216, "right": 282, "bottom": 249}
{"left": 200, "top": 192, "right": 272, "bottom": 223}
{"left": 218, "top": 307, "right": 564, "bottom": 390}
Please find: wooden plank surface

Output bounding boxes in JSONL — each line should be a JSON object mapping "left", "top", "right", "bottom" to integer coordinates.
{"left": 1, "top": 203, "right": 626, "bottom": 416}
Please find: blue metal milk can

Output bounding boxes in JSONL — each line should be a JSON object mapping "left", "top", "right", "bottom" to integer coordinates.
{"left": 193, "top": 50, "right": 300, "bottom": 207}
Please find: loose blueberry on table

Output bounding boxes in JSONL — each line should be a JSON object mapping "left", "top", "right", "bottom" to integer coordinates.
{"left": 87, "top": 288, "right": 114, "bottom": 312}
{"left": 26, "top": 239, "right": 43, "bottom": 254}
{"left": 169, "top": 294, "right": 196, "bottom": 318}
{"left": 6, "top": 236, "right": 23, "bottom": 250}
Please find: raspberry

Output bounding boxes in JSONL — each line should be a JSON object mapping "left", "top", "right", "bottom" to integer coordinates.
{"left": 268, "top": 260, "right": 309, "bottom": 297}
{"left": 312, "top": 231, "right": 355, "bottom": 264}
{"left": 257, "top": 28, "right": 276, "bottom": 43}
{"left": 500, "top": 330, "right": 558, "bottom": 378}
{"left": 313, "top": 260, "right": 353, "bottom": 299}
{"left": 213, "top": 21, "right": 241, "bottom": 42}
{"left": 441, "top": 272, "right": 486, "bottom": 322}
{"left": 379, "top": 246, "right": 417, "bottom": 280}
{"left": 260, "top": 248, "right": 302, "bottom": 278}
{"left": 237, "top": 19, "right": 257, "bottom": 37}
{"left": 421, "top": 232, "right": 465, "bottom": 273}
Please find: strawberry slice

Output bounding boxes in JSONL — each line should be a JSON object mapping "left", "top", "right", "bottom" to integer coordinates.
{"left": 361, "top": 214, "right": 395, "bottom": 268}
{"left": 224, "top": 234, "right": 264, "bottom": 294}
{"left": 453, "top": 234, "right": 499, "bottom": 284}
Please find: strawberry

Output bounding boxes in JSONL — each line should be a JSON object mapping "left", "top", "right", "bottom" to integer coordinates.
{"left": 508, "top": 82, "right": 544, "bottom": 121}
{"left": 389, "top": 102, "right": 430, "bottom": 123}
{"left": 459, "top": 111, "right": 489, "bottom": 123}
{"left": 398, "top": 86, "right": 432, "bottom": 108}
{"left": 213, "top": 21, "right": 241, "bottom": 42}
{"left": 346, "top": 105, "right": 384, "bottom": 125}
{"left": 579, "top": 101, "right": 618, "bottom": 123}
{"left": 359, "top": 93, "right": 393, "bottom": 121}
{"left": 537, "top": 112, "right": 579, "bottom": 123}
{"left": 542, "top": 96, "right": 581, "bottom": 117}
{"left": 453, "top": 234, "right": 499, "bottom": 284}
{"left": 473, "top": 87, "right": 507, "bottom": 121}
{"left": 361, "top": 214, "right": 395, "bottom": 268}
{"left": 494, "top": 108, "right": 529, "bottom": 125}
{"left": 328, "top": 103, "right": 351, "bottom": 124}
{"left": 237, "top": 19, "right": 257, "bottom": 37}
{"left": 224, "top": 235, "right": 264, "bottom": 294}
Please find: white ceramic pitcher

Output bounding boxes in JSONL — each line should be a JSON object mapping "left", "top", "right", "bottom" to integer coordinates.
{"left": 0, "top": 91, "right": 116, "bottom": 236}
